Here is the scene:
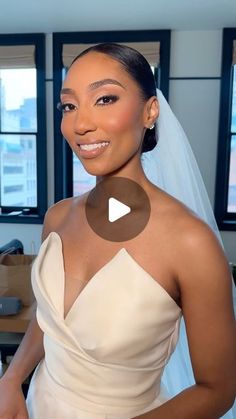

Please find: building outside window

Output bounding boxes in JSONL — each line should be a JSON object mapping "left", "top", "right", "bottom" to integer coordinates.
{"left": 0, "top": 68, "right": 37, "bottom": 207}
{"left": 228, "top": 65, "right": 236, "bottom": 213}
{"left": 0, "top": 34, "right": 46, "bottom": 223}
{"left": 215, "top": 28, "right": 236, "bottom": 230}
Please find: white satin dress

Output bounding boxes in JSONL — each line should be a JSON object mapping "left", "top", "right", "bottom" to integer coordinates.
{"left": 26, "top": 232, "right": 182, "bottom": 418}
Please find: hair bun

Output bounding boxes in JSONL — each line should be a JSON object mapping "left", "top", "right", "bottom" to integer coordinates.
{"left": 141, "top": 125, "right": 157, "bottom": 153}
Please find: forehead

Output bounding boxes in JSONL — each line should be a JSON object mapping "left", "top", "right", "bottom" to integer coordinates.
{"left": 64, "top": 51, "right": 136, "bottom": 88}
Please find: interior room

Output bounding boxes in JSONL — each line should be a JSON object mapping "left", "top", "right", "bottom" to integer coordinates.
{"left": 0, "top": 0, "right": 235, "bottom": 417}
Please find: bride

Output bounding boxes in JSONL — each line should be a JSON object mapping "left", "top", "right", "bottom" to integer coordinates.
{"left": 0, "top": 42, "right": 235, "bottom": 419}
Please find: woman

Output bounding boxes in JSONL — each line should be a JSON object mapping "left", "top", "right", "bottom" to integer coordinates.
{"left": 0, "top": 43, "right": 235, "bottom": 418}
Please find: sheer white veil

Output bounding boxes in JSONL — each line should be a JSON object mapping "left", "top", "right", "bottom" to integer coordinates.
{"left": 142, "top": 89, "right": 222, "bottom": 244}
{"left": 141, "top": 89, "right": 236, "bottom": 418}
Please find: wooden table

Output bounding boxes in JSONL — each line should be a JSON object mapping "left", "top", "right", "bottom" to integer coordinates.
{"left": 0, "top": 289, "right": 36, "bottom": 392}
{"left": 0, "top": 301, "right": 36, "bottom": 333}
{"left": 0, "top": 284, "right": 36, "bottom": 333}
{"left": 0, "top": 301, "right": 36, "bottom": 368}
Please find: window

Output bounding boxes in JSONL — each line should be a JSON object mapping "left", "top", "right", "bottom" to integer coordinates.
{"left": 53, "top": 30, "right": 170, "bottom": 201}
{"left": 229, "top": 66, "right": 236, "bottom": 213}
{"left": 215, "top": 28, "right": 236, "bottom": 230}
{"left": 0, "top": 34, "right": 47, "bottom": 223}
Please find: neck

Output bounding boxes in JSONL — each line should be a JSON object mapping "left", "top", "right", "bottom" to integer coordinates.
{"left": 96, "top": 153, "right": 151, "bottom": 191}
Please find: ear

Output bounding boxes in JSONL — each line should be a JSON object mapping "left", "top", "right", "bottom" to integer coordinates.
{"left": 143, "top": 96, "right": 159, "bottom": 129}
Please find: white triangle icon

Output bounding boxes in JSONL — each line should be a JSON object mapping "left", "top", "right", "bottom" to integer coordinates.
{"left": 108, "top": 197, "right": 131, "bottom": 222}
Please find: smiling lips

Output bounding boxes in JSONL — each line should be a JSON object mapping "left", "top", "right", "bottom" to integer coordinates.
{"left": 79, "top": 141, "right": 109, "bottom": 151}
{"left": 78, "top": 141, "right": 110, "bottom": 158}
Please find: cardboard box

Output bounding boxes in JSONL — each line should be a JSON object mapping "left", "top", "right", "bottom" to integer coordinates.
{"left": 0, "top": 254, "right": 36, "bottom": 307}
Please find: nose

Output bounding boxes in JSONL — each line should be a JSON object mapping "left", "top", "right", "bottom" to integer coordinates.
{"left": 73, "top": 107, "right": 96, "bottom": 135}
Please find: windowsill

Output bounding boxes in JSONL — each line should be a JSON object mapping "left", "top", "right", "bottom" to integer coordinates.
{"left": 217, "top": 219, "right": 236, "bottom": 231}
{"left": 0, "top": 213, "right": 44, "bottom": 224}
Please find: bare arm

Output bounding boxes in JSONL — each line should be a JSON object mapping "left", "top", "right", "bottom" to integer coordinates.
{"left": 135, "top": 221, "right": 236, "bottom": 419}
{"left": 1, "top": 197, "right": 73, "bottom": 385}
{"left": 1, "top": 314, "right": 44, "bottom": 386}
{"left": 0, "top": 319, "right": 42, "bottom": 418}
{"left": 0, "top": 200, "right": 73, "bottom": 419}
{"left": 0, "top": 212, "right": 53, "bottom": 387}
{"left": 2, "top": 204, "right": 60, "bottom": 382}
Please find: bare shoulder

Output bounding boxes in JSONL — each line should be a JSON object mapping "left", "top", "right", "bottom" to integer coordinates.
{"left": 151, "top": 189, "right": 236, "bottom": 397}
{"left": 153, "top": 188, "right": 233, "bottom": 311}
{"left": 171, "top": 199, "right": 229, "bottom": 290}
{"left": 42, "top": 194, "right": 86, "bottom": 241}
{"left": 151, "top": 186, "right": 230, "bottom": 288}
{"left": 42, "top": 197, "right": 74, "bottom": 241}
{"left": 151, "top": 185, "right": 220, "bottom": 245}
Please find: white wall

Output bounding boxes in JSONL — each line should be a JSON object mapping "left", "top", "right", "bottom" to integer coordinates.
{"left": 169, "top": 30, "right": 236, "bottom": 262}
{"left": 0, "top": 30, "right": 235, "bottom": 261}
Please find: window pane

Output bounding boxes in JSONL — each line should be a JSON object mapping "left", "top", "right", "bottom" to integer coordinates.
{"left": 231, "top": 65, "right": 236, "bottom": 133}
{"left": 73, "top": 152, "right": 96, "bottom": 196}
{"left": 228, "top": 65, "right": 236, "bottom": 213}
{"left": 0, "top": 134, "right": 37, "bottom": 207}
{"left": 228, "top": 135, "right": 236, "bottom": 212}
{"left": 0, "top": 69, "right": 37, "bottom": 133}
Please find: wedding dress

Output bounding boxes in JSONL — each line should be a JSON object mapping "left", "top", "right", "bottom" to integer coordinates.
{"left": 27, "top": 231, "right": 182, "bottom": 418}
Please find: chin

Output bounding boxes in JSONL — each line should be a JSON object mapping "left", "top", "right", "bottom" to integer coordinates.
{"left": 80, "top": 161, "right": 108, "bottom": 176}
{"left": 85, "top": 167, "right": 112, "bottom": 177}
{"left": 83, "top": 161, "right": 122, "bottom": 178}
{"left": 80, "top": 153, "right": 132, "bottom": 177}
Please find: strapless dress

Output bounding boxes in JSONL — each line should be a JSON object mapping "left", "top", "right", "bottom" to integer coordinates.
{"left": 26, "top": 232, "right": 182, "bottom": 418}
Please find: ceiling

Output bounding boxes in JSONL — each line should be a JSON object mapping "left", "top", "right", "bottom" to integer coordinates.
{"left": 1, "top": 0, "right": 236, "bottom": 34}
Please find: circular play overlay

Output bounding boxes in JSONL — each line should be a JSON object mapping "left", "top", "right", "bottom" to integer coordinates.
{"left": 85, "top": 177, "right": 151, "bottom": 242}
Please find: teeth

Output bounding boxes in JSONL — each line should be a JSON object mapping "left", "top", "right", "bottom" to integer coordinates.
{"left": 80, "top": 142, "right": 109, "bottom": 151}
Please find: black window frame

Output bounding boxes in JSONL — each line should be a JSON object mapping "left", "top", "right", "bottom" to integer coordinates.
{"left": 53, "top": 30, "right": 171, "bottom": 202}
{"left": 0, "top": 33, "right": 47, "bottom": 224}
{"left": 215, "top": 28, "right": 236, "bottom": 231}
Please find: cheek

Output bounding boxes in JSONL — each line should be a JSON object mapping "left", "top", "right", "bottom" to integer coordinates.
{"left": 101, "top": 105, "right": 143, "bottom": 134}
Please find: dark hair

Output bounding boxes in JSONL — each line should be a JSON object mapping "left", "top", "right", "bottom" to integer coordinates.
{"left": 71, "top": 43, "right": 157, "bottom": 153}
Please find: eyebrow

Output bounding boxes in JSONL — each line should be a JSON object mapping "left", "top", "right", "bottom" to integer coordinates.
{"left": 88, "top": 78, "right": 126, "bottom": 90}
{"left": 60, "top": 78, "right": 125, "bottom": 96}
{"left": 60, "top": 88, "right": 75, "bottom": 95}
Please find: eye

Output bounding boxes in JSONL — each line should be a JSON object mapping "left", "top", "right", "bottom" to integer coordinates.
{"left": 57, "top": 102, "right": 77, "bottom": 113}
{"left": 96, "top": 95, "right": 118, "bottom": 106}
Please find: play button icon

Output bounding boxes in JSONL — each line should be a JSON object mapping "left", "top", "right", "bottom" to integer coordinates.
{"left": 85, "top": 177, "right": 151, "bottom": 242}
{"left": 108, "top": 198, "right": 131, "bottom": 222}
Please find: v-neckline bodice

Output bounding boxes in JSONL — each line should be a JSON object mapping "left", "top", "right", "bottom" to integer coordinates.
{"left": 47, "top": 232, "right": 181, "bottom": 321}
{"left": 63, "top": 247, "right": 128, "bottom": 320}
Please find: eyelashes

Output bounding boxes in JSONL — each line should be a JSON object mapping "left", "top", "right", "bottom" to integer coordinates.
{"left": 95, "top": 95, "right": 119, "bottom": 105}
{"left": 57, "top": 102, "right": 77, "bottom": 113}
{"left": 57, "top": 95, "right": 119, "bottom": 113}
